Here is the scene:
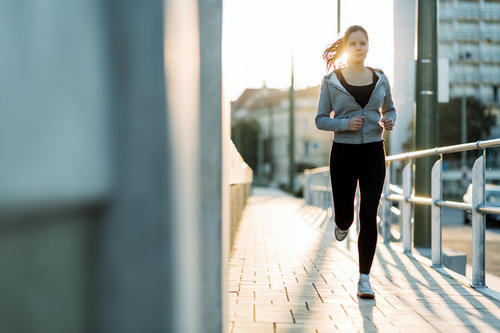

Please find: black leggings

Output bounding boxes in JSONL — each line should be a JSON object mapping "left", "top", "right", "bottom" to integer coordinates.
{"left": 329, "top": 140, "right": 386, "bottom": 274}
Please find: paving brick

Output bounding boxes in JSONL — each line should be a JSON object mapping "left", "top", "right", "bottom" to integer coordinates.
{"left": 228, "top": 188, "right": 500, "bottom": 332}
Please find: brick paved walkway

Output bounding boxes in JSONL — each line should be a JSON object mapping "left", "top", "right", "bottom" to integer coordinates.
{"left": 227, "top": 187, "right": 500, "bottom": 332}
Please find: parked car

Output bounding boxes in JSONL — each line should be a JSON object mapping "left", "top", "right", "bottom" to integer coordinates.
{"left": 463, "top": 183, "right": 500, "bottom": 224}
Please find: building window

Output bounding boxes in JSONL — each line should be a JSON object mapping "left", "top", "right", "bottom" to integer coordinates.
{"left": 493, "top": 85, "right": 498, "bottom": 104}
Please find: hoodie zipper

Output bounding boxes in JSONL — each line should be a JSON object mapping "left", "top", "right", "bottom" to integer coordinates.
{"left": 327, "top": 73, "right": 385, "bottom": 144}
{"left": 362, "top": 110, "right": 364, "bottom": 144}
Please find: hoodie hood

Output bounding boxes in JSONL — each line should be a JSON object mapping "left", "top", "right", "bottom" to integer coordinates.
{"left": 326, "top": 67, "right": 385, "bottom": 96}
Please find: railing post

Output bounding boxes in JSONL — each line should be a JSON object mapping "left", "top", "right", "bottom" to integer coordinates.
{"left": 304, "top": 170, "right": 310, "bottom": 205}
{"left": 327, "top": 182, "right": 333, "bottom": 224}
{"left": 354, "top": 187, "right": 360, "bottom": 235}
{"left": 312, "top": 181, "right": 316, "bottom": 207}
{"left": 431, "top": 158, "right": 443, "bottom": 267}
{"left": 472, "top": 151, "right": 486, "bottom": 288}
{"left": 402, "top": 161, "right": 413, "bottom": 254}
{"left": 382, "top": 162, "right": 391, "bottom": 244}
{"left": 317, "top": 185, "right": 321, "bottom": 208}
{"left": 345, "top": 186, "right": 359, "bottom": 248}
{"left": 323, "top": 186, "right": 328, "bottom": 212}
{"left": 324, "top": 172, "right": 330, "bottom": 211}
{"left": 319, "top": 185, "right": 323, "bottom": 211}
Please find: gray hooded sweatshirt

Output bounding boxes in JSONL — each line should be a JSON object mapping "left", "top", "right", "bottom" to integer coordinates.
{"left": 315, "top": 67, "right": 397, "bottom": 144}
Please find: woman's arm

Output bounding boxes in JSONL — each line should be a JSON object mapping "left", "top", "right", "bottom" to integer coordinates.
{"left": 315, "top": 78, "right": 350, "bottom": 132}
{"left": 381, "top": 78, "right": 397, "bottom": 126}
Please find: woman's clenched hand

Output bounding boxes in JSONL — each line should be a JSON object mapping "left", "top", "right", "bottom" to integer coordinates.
{"left": 348, "top": 116, "right": 365, "bottom": 131}
{"left": 380, "top": 117, "right": 393, "bottom": 131}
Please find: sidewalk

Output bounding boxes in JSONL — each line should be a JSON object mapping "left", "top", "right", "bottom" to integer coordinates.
{"left": 227, "top": 187, "right": 500, "bottom": 332}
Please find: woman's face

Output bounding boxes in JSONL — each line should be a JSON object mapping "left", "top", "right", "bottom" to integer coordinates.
{"left": 345, "top": 30, "right": 369, "bottom": 62}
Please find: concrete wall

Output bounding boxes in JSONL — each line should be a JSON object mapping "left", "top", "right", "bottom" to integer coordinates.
{"left": 0, "top": 1, "right": 109, "bottom": 332}
{"left": 0, "top": 212, "right": 98, "bottom": 333}
{"left": 0, "top": 1, "right": 225, "bottom": 332}
{"left": 229, "top": 183, "right": 252, "bottom": 253}
{"left": 97, "top": 1, "right": 171, "bottom": 332}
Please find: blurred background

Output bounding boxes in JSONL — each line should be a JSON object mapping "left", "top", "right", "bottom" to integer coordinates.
{"left": 227, "top": 0, "right": 500, "bottom": 197}
{"left": 1, "top": 0, "right": 500, "bottom": 332}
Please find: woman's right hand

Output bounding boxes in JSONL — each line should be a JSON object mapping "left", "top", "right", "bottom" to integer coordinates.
{"left": 348, "top": 116, "right": 365, "bottom": 131}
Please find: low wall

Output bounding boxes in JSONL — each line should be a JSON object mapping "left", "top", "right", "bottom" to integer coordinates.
{"left": 228, "top": 139, "right": 253, "bottom": 254}
{"left": 229, "top": 183, "right": 252, "bottom": 253}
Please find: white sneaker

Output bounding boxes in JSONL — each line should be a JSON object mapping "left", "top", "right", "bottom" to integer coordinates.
{"left": 334, "top": 224, "right": 348, "bottom": 241}
{"left": 357, "top": 277, "right": 375, "bottom": 299}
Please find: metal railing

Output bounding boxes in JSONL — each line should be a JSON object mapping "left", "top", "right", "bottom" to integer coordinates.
{"left": 304, "top": 138, "right": 500, "bottom": 288}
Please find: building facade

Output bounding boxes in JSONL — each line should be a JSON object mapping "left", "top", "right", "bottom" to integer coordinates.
{"left": 391, "top": 0, "right": 500, "bottom": 185}
{"left": 439, "top": 0, "right": 500, "bottom": 104}
{"left": 231, "top": 85, "right": 332, "bottom": 190}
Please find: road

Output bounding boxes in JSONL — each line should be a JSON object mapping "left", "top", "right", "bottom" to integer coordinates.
{"left": 441, "top": 207, "right": 500, "bottom": 279}
{"left": 391, "top": 207, "right": 500, "bottom": 279}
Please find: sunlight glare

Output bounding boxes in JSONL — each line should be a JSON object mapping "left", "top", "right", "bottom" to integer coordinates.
{"left": 223, "top": 0, "right": 394, "bottom": 105}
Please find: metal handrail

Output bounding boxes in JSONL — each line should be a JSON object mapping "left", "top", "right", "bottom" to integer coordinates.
{"left": 435, "top": 200, "right": 471, "bottom": 211}
{"left": 386, "top": 138, "right": 500, "bottom": 162}
{"left": 304, "top": 137, "right": 500, "bottom": 289}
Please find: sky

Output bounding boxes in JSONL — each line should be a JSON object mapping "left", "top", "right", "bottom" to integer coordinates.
{"left": 222, "top": 0, "right": 394, "bottom": 105}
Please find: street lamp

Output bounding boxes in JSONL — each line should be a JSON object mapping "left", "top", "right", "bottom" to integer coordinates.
{"left": 337, "top": 0, "right": 341, "bottom": 35}
{"left": 458, "top": 51, "right": 471, "bottom": 168}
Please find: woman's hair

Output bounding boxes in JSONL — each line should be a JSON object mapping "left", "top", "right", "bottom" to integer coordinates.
{"left": 322, "top": 25, "right": 369, "bottom": 71}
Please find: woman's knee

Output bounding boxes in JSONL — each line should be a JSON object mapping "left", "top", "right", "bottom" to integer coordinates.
{"left": 359, "top": 209, "right": 378, "bottom": 221}
{"left": 358, "top": 213, "right": 379, "bottom": 232}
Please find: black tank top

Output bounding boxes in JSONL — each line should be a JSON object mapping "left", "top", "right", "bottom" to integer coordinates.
{"left": 335, "top": 69, "right": 378, "bottom": 109}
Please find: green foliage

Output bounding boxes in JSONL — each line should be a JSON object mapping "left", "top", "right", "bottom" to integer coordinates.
{"left": 232, "top": 118, "right": 260, "bottom": 172}
{"left": 402, "top": 116, "right": 415, "bottom": 152}
{"left": 438, "top": 96, "right": 496, "bottom": 147}
{"left": 402, "top": 96, "right": 497, "bottom": 157}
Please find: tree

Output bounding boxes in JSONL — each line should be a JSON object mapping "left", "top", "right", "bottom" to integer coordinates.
{"left": 439, "top": 96, "right": 496, "bottom": 147}
{"left": 231, "top": 118, "right": 260, "bottom": 173}
{"left": 402, "top": 116, "right": 415, "bottom": 152}
{"left": 403, "top": 96, "right": 496, "bottom": 159}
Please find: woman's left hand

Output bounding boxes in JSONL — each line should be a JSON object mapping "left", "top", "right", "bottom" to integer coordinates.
{"left": 381, "top": 117, "right": 393, "bottom": 131}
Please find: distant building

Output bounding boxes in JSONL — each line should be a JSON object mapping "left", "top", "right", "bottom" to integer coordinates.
{"left": 439, "top": 0, "right": 500, "bottom": 138}
{"left": 392, "top": 0, "right": 500, "bottom": 181}
{"left": 439, "top": 0, "right": 500, "bottom": 105}
{"left": 231, "top": 84, "right": 332, "bottom": 189}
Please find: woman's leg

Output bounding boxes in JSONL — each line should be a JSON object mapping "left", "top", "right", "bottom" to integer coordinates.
{"left": 357, "top": 141, "right": 386, "bottom": 274}
{"left": 330, "top": 143, "right": 359, "bottom": 231}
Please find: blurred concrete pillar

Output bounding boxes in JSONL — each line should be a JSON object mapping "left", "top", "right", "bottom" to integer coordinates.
{"left": 198, "top": 0, "right": 224, "bottom": 332}
{"left": 0, "top": 1, "right": 110, "bottom": 332}
{"left": 97, "top": 1, "right": 172, "bottom": 332}
{"left": 0, "top": 1, "right": 223, "bottom": 332}
{"left": 100, "top": 0, "right": 223, "bottom": 332}
{"left": 164, "top": 0, "right": 224, "bottom": 332}
{"left": 163, "top": 0, "right": 201, "bottom": 330}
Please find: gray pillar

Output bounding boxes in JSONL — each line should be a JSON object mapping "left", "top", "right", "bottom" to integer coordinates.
{"left": 97, "top": 1, "right": 171, "bottom": 332}
{"left": 100, "top": 0, "right": 223, "bottom": 331}
{"left": 0, "top": 1, "right": 223, "bottom": 332}
{"left": 0, "top": 1, "right": 110, "bottom": 333}
{"left": 198, "top": 0, "right": 223, "bottom": 331}
{"left": 289, "top": 61, "right": 295, "bottom": 193}
{"left": 414, "top": 0, "right": 438, "bottom": 248}
{"left": 165, "top": 0, "right": 224, "bottom": 332}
